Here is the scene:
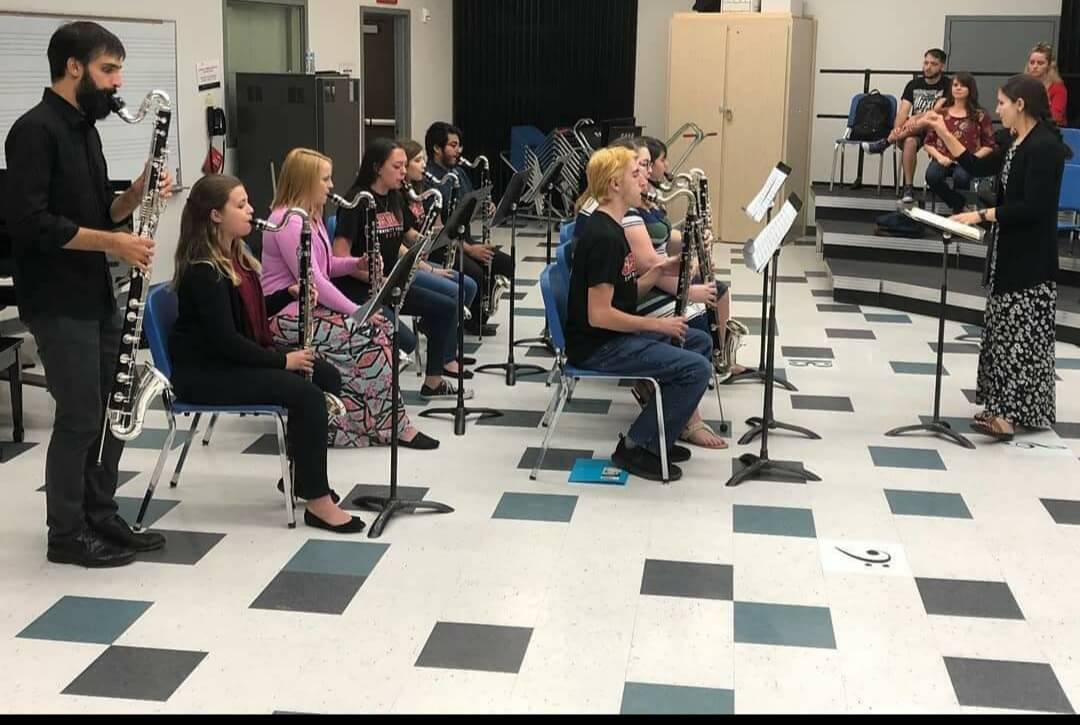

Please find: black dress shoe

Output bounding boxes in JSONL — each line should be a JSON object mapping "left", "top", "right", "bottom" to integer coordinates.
{"left": 464, "top": 321, "right": 498, "bottom": 337}
{"left": 458, "top": 356, "right": 477, "bottom": 365}
{"left": 277, "top": 479, "right": 341, "bottom": 504}
{"left": 443, "top": 367, "right": 475, "bottom": 380}
{"left": 612, "top": 437, "right": 683, "bottom": 482}
{"left": 668, "top": 444, "right": 692, "bottom": 463}
{"left": 400, "top": 431, "right": 440, "bottom": 450}
{"left": 303, "top": 509, "right": 367, "bottom": 534}
{"left": 47, "top": 529, "right": 136, "bottom": 568}
{"left": 91, "top": 515, "right": 167, "bottom": 553}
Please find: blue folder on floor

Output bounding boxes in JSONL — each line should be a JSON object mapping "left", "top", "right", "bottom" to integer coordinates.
{"left": 568, "top": 459, "right": 628, "bottom": 486}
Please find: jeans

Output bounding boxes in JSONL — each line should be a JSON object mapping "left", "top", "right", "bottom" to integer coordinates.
{"left": 925, "top": 159, "right": 974, "bottom": 214}
{"left": 29, "top": 312, "right": 124, "bottom": 542}
{"left": 334, "top": 276, "right": 417, "bottom": 354}
{"left": 579, "top": 329, "right": 712, "bottom": 455}
{"left": 399, "top": 271, "right": 460, "bottom": 376}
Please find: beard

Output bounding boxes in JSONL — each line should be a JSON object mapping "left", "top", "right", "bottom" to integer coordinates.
{"left": 76, "top": 74, "right": 115, "bottom": 121}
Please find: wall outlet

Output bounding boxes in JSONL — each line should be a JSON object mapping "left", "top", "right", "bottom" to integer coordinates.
{"left": 422, "top": 8, "right": 432, "bottom": 23}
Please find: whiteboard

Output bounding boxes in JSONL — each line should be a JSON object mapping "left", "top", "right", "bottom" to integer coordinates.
{"left": 0, "top": 12, "right": 182, "bottom": 183}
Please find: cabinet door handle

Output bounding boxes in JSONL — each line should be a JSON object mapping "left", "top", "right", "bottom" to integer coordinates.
{"left": 718, "top": 106, "right": 734, "bottom": 122}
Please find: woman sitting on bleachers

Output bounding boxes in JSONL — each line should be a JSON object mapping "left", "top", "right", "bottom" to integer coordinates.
{"left": 923, "top": 73, "right": 996, "bottom": 215}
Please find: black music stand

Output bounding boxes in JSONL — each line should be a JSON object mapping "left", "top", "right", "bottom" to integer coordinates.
{"left": 884, "top": 209, "right": 976, "bottom": 449}
{"left": 420, "top": 192, "right": 503, "bottom": 434}
{"left": 515, "top": 159, "right": 566, "bottom": 354}
{"left": 350, "top": 243, "right": 454, "bottom": 538}
{"left": 723, "top": 208, "right": 796, "bottom": 393}
{"left": 475, "top": 170, "right": 547, "bottom": 385}
{"left": 727, "top": 194, "right": 821, "bottom": 488}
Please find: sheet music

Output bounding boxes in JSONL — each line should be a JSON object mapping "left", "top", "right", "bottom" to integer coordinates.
{"left": 744, "top": 193, "right": 803, "bottom": 273}
{"left": 745, "top": 162, "right": 792, "bottom": 222}
{"left": 903, "top": 206, "right": 985, "bottom": 241}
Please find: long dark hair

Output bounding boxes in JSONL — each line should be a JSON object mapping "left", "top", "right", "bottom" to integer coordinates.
{"left": 942, "top": 72, "right": 983, "bottom": 119}
{"left": 173, "top": 174, "right": 257, "bottom": 288}
{"left": 1000, "top": 73, "right": 1070, "bottom": 155}
{"left": 350, "top": 137, "right": 404, "bottom": 219}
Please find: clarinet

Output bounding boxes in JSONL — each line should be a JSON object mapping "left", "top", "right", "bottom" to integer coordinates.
{"left": 254, "top": 209, "right": 347, "bottom": 418}
{"left": 96, "top": 91, "right": 172, "bottom": 464}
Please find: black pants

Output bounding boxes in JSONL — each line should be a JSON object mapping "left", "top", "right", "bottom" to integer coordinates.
{"left": 29, "top": 312, "right": 124, "bottom": 543}
{"left": 460, "top": 249, "right": 514, "bottom": 323}
{"left": 172, "top": 360, "right": 341, "bottom": 500}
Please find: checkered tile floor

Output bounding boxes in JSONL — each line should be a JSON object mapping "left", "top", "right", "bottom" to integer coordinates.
{"left": 2, "top": 228, "right": 1080, "bottom": 713}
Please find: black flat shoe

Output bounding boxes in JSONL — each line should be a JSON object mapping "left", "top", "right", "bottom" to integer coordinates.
{"left": 90, "top": 515, "right": 166, "bottom": 553}
{"left": 443, "top": 367, "right": 475, "bottom": 380}
{"left": 458, "top": 356, "right": 477, "bottom": 365}
{"left": 277, "top": 479, "right": 340, "bottom": 504}
{"left": 47, "top": 529, "right": 136, "bottom": 568}
{"left": 612, "top": 437, "right": 683, "bottom": 482}
{"left": 303, "top": 509, "right": 366, "bottom": 534}
{"left": 400, "top": 431, "right": 440, "bottom": 450}
{"left": 668, "top": 444, "right": 692, "bottom": 463}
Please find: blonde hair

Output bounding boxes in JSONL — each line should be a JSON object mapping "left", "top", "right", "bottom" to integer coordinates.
{"left": 271, "top": 147, "right": 331, "bottom": 213}
{"left": 576, "top": 147, "right": 636, "bottom": 212}
{"left": 173, "top": 174, "right": 260, "bottom": 288}
{"left": 1029, "top": 42, "right": 1062, "bottom": 85}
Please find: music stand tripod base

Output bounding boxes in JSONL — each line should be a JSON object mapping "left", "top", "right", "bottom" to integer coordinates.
{"left": 726, "top": 453, "right": 821, "bottom": 488}
{"left": 739, "top": 417, "right": 821, "bottom": 446}
{"left": 723, "top": 367, "right": 796, "bottom": 391}
{"left": 351, "top": 496, "right": 455, "bottom": 539}
{"left": 885, "top": 420, "right": 975, "bottom": 449}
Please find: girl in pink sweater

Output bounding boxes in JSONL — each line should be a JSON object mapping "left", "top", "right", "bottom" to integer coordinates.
{"left": 260, "top": 148, "right": 438, "bottom": 450}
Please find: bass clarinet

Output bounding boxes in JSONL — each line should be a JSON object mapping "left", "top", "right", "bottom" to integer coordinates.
{"left": 331, "top": 191, "right": 381, "bottom": 296}
{"left": 460, "top": 155, "right": 510, "bottom": 323}
{"left": 97, "top": 91, "right": 172, "bottom": 464}
{"left": 646, "top": 186, "right": 697, "bottom": 348}
{"left": 254, "top": 208, "right": 347, "bottom": 418}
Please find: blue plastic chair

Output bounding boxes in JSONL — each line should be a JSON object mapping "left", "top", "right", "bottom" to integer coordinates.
{"left": 532, "top": 265, "right": 671, "bottom": 482}
{"left": 556, "top": 239, "right": 573, "bottom": 275}
{"left": 1063, "top": 128, "right": 1080, "bottom": 165}
{"left": 1058, "top": 164, "right": 1080, "bottom": 255}
{"left": 829, "top": 92, "right": 899, "bottom": 196}
{"left": 559, "top": 220, "right": 576, "bottom": 247}
{"left": 138, "top": 284, "right": 298, "bottom": 529}
{"left": 325, "top": 213, "right": 337, "bottom": 240}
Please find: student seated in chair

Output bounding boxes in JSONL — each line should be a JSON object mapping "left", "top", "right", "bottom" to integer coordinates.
{"left": 564, "top": 147, "right": 713, "bottom": 482}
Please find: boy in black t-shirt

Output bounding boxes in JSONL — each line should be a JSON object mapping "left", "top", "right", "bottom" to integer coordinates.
{"left": 864, "top": 48, "right": 951, "bottom": 202}
{"left": 565, "top": 147, "right": 712, "bottom": 482}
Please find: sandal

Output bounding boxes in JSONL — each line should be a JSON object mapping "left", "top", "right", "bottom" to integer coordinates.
{"left": 970, "top": 416, "right": 1014, "bottom": 442}
{"left": 680, "top": 421, "right": 728, "bottom": 449}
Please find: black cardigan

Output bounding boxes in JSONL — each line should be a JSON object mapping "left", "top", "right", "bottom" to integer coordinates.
{"left": 170, "top": 262, "right": 287, "bottom": 373}
{"left": 957, "top": 121, "right": 1065, "bottom": 295}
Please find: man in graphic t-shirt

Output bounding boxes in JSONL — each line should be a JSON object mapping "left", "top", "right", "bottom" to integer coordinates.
{"left": 564, "top": 147, "right": 711, "bottom": 483}
{"left": 865, "top": 48, "right": 951, "bottom": 203}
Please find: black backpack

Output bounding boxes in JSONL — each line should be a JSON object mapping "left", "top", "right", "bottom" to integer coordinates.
{"left": 850, "top": 91, "right": 893, "bottom": 141}
{"left": 874, "top": 211, "right": 924, "bottom": 238}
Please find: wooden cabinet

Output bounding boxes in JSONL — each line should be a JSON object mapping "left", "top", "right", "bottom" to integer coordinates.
{"left": 668, "top": 13, "right": 815, "bottom": 242}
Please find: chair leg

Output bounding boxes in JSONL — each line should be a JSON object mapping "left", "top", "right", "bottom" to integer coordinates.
{"left": 892, "top": 147, "right": 900, "bottom": 195}
{"left": 840, "top": 144, "right": 846, "bottom": 188}
{"left": 413, "top": 319, "right": 423, "bottom": 379}
{"left": 9, "top": 347, "right": 23, "bottom": 443}
{"left": 531, "top": 378, "right": 570, "bottom": 481}
{"left": 712, "top": 373, "right": 726, "bottom": 428}
{"left": 275, "top": 414, "right": 296, "bottom": 529}
{"left": 202, "top": 413, "right": 218, "bottom": 446}
{"left": 135, "top": 403, "right": 178, "bottom": 532}
{"left": 566, "top": 377, "right": 579, "bottom": 403}
{"left": 650, "top": 380, "right": 670, "bottom": 484}
{"left": 877, "top": 154, "right": 885, "bottom": 197}
{"left": 169, "top": 412, "right": 201, "bottom": 488}
{"left": 541, "top": 377, "right": 563, "bottom": 428}
{"left": 829, "top": 143, "right": 840, "bottom": 191}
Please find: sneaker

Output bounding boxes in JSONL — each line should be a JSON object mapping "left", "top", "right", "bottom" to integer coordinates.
{"left": 900, "top": 185, "right": 915, "bottom": 204}
{"left": 861, "top": 139, "right": 890, "bottom": 154}
{"left": 419, "top": 380, "right": 475, "bottom": 400}
{"left": 611, "top": 436, "right": 683, "bottom": 482}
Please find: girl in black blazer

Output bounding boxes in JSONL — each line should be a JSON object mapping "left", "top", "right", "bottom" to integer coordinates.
{"left": 924, "top": 75, "right": 1069, "bottom": 440}
{"left": 170, "top": 174, "right": 365, "bottom": 533}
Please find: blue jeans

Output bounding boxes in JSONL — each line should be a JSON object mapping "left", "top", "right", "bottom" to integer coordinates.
{"left": 580, "top": 329, "right": 712, "bottom": 455}
{"left": 409, "top": 270, "right": 478, "bottom": 365}
{"left": 925, "top": 159, "right": 973, "bottom": 214}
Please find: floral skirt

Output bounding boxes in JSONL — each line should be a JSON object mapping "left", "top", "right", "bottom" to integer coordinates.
{"left": 270, "top": 309, "right": 409, "bottom": 447}
{"left": 976, "top": 282, "right": 1057, "bottom": 429}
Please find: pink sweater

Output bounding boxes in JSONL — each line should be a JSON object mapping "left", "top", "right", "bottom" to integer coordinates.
{"left": 259, "top": 207, "right": 362, "bottom": 317}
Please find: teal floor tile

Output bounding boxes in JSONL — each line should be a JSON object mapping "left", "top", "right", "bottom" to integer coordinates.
{"left": 885, "top": 489, "right": 973, "bottom": 519}
{"left": 126, "top": 427, "right": 192, "bottom": 451}
{"left": 115, "top": 497, "right": 180, "bottom": 529}
{"left": 620, "top": 682, "right": 735, "bottom": 715}
{"left": 865, "top": 313, "right": 912, "bottom": 324}
{"left": 734, "top": 505, "right": 817, "bottom": 538}
{"left": 492, "top": 492, "right": 578, "bottom": 522}
{"left": 891, "top": 361, "right": 949, "bottom": 376}
{"left": 18, "top": 596, "right": 152, "bottom": 645}
{"left": 869, "top": 446, "right": 947, "bottom": 471}
{"left": 283, "top": 540, "right": 390, "bottom": 578}
{"left": 734, "top": 601, "right": 836, "bottom": 649}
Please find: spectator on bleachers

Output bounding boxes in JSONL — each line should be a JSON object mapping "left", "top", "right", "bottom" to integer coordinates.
{"left": 865, "top": 48, "right": 951, "bottom": 203}
{"left": 923, "top": 73, "right": 996, "bottom": 214}
{"left": 1026, "top": 42, "right": 1068, "bottom": 127}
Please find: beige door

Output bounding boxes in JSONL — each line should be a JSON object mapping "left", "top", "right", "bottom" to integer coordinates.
{"left": 667, "top": 15, "right": 727, "bottom": 235}
{"left": 718, "top": 19, "right": 790, "bottom": 243}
